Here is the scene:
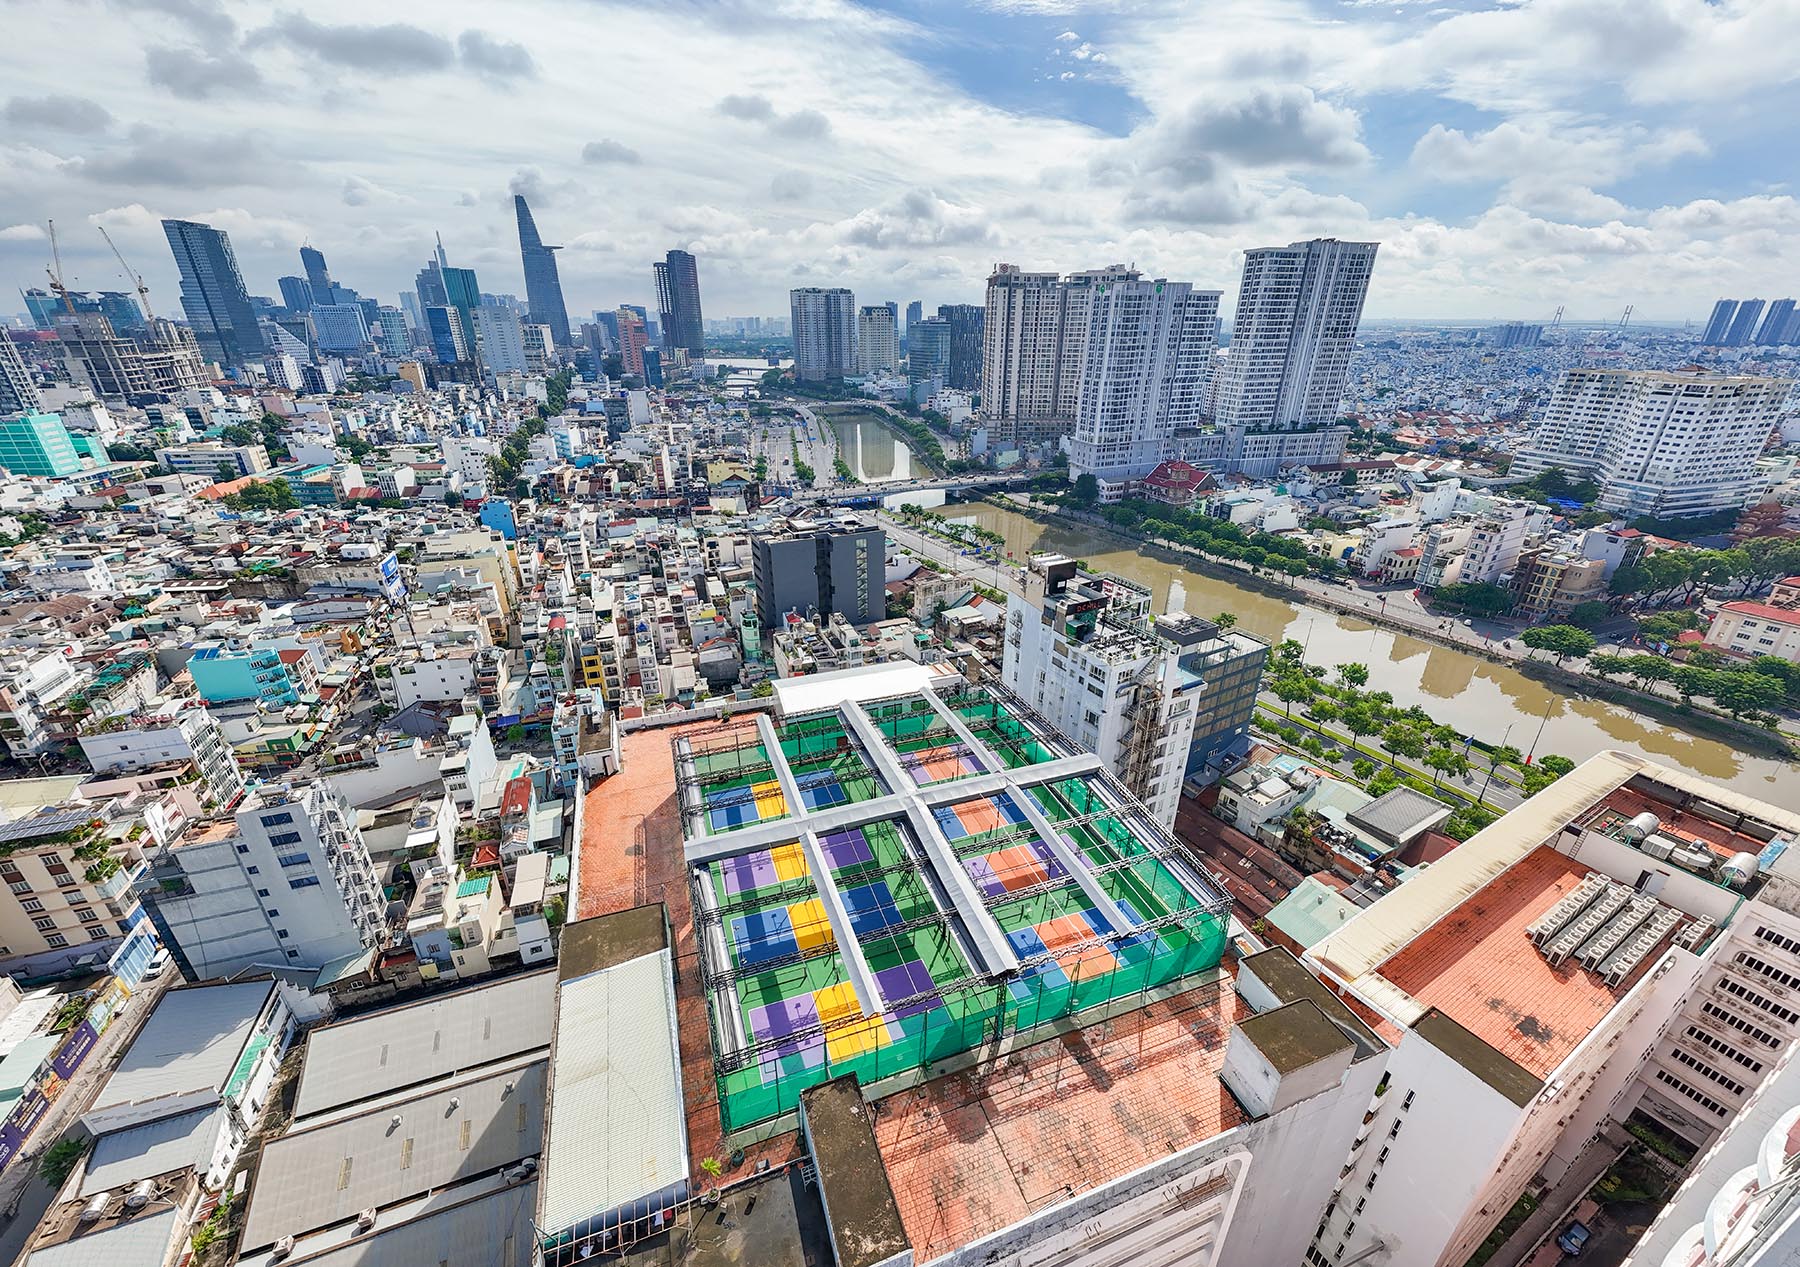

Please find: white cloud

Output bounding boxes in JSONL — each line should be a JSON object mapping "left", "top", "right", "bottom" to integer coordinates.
{"left": 0, "top": 224, "right": 46, "bottom": 242}
{"left": 0, "top": 0, "right": 1789, "bottom": 322}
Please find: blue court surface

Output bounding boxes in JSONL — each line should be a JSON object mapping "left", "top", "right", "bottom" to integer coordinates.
{"left": 799, "top": 777, "right": 848, "bottom": 811}
{"left": 841, "top": 882, "right": 904, "bottom": 938}
{"left": 731, "top": 907, "right": 799, "bottom": 967}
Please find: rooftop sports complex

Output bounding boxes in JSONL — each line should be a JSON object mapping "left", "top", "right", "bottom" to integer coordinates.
{"left": 674, "top": 669, "right": 1233, "bottom": 1135}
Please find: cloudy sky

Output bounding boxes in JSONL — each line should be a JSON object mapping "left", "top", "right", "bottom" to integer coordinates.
{"left": 1, "top": 0, "right": 1796, "bottom": 325}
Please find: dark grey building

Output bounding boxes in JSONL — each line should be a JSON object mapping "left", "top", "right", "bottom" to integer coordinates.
{"left": 752, "top": 518, "right": 886, "bottom": 630}
{"left": 1702, "top": 299, "right": 1738, "bottom": 345}
{"left": 277, "top": 275, "right": 314, "bottom": 314}
{"left": 162, "top": 218, "right": 261, "bottom": 367}
{"left": 653, "top": 249, "right": 705, "bottom": 356}
{"left": 904, "top": 300, "right": 922, "bottom": 334}
{"left": 0, "top": 334, "right": 40, "bottom": 414}
{"left": 789, "top": 288, "right": 858, "bottom": 381}
{"left": 908, "top": 317, "right": 950, "bottom": 383}
{"left": 1183, "top": 626, "right": 1269, "bottom": 782}
{"left": 1757, "top": 299, "right": 1797, "bottom": 346}
{"left": 300, "top": 245, "right": 332, "bottom": 293}
{"left": 1726, "top": 299, "right": 1765, "bottom": 348}
{"left": 515, "top": 195, "right": 571, "bottom": 347}
{"left": 938, "top": 303, "right": 984, "bottom": 392}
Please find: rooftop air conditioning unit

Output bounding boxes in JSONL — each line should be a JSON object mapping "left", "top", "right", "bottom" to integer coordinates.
{"left": 270, "top": 1236, "right": 296, "bottom": 1262}
{"left": 355, "top": 1208, "right": 377, "bottom": 1233}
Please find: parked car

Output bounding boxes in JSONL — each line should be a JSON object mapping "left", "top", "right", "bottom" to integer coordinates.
{"left": 1557, "top": 1220, "right": 1591, "bottom": 1256}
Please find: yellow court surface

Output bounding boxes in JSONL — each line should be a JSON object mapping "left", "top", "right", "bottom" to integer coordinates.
{"left": 771, "top": 840, "right": 809, "bottom": 881}
{"left": 789, "top": 898, "right": 835, "bottom": 951}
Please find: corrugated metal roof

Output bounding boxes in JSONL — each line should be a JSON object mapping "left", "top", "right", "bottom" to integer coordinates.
{"left": 240, "top": 1057, "right": 546, "bottom": 1252}
{"left": 293, "top": 970, "right": 555, "bottom": 1120}
{"left": 24, "top": 1206, "right": 180, "bottom": 1267}
{"left": 94, "top": 981, "right": 273, "bottom": 1112}
{"left": 538, "top": 946, "right": 687, "bottom": 1236}
{"left": 81, "top": 1105, "right": 223, "bottom": 1196}
{"left": 250, "top": 1179, "right": 539, "bottom": 1267}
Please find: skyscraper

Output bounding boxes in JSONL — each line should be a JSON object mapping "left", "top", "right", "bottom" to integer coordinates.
{"left": 1757, "top": 299, "right": 1797, "bottom": 346}
{"left": 789, "top": 288, "right": 857, "bottom": 381}
{"left": 311, "top": 303, "right": 372, "bottom": 353}
{"left": 1726, "top": 299, "right": 1765, "bottom": 348}
{"left": 1066, "top": 278, "right": 1219, "bottom": 482}
{"left": 1211, "top": 238, "right": 1377, "bottom": 431}
{"left": 442, "top": 266, "right": 481, "bottom": 363}
{"left": 616, "top": 308, "right": 648, "bottom": 378}
{"left": 653, "top": 249, "right": 705, "bottom": 356}
{"left": 277, "top": 276, "right": 314, "bottom": 314}
{"left": 299, "top": 245, "right": 332, "bottom": 294}
{"left": 904, "top": 300, "right": 923, "bottom": 334}
{"left": 475, "top": 306, "right": 529, "bottom": 375}
{"left": 1513, "top": 367, "right": 1790, "bottom": 519}
{"left": 374, "top": 306, "right": 411, "bottom": 356}
{"left": 937, "top": 303, "right": 984, "bottom": 393}
{"left": 161, "top": 218, "right": 262, "bottom": 367}
{"left": 907, "top": 317, "right": 950, "bottom": 385}
{"left": 0, "top": 412, "right": 83, "bottom": 477}
{"left": 1702, "top": 299, "right": 1738, "bottom": 345}
{"left": 425, "top": 305, "right": 469, "bottom": 364}
{"left": 514, "top": 195, "right": 571, "bottom": 347}
{"left": 856, "top": 305, "right": 899, "bottom": 374}
{"left": 0, "top": 335, "right": 40, "bottom": 415}
{"left": 979, "top": 264, "right": 1131, "bottom": 445}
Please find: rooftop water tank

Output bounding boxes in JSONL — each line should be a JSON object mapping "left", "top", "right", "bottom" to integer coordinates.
{"left": 1623, "top": 812, "right": 1661, "bottom": 842}
{"left": 1723, "top": 852, "right": 1762, "bottom": 888}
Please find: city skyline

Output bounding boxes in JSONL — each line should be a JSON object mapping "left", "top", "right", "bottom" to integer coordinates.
{"left": 0, "top": 0, "right": 1796, "bottom": 323}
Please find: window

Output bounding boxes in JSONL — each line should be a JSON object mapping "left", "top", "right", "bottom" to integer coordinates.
{"left": 289, "top": 876, "right": 321, "bottom": 890}
{"left": 1401, "top": 1090, "right": 1415, "bottom": 1111}
{"left": 1736, "top": 951, "right": 1800, "bottom": 992}
{"left": 267, "top": 832, "right": 304, "bottom": 848}
{"left": 86, "top": 927, "right": 108, "bottom": 941}
{"left": 1704, "top": 1001, "right": 1783, "bottom": 1049}
{"left": 1755, "top": 925, "right": 1800, "bottom": 956}
{"left": 260, "top": 811, "right": 294, "bottom": 827}
{"left": 20, "top": 900, "right": 41, "bottom": 913}
{"left": 76, "top": 909, "right": 97, "bottom": 924}
{"left": 31, "top": 917, "right": 55, "bottom": 932}
{"left": 8, "top": 882, "right": 28, "bottom": 896}
{"left": 256, "top": 889, "right": 270, "bottom": 898}
{"left": 276, "top": 928, "right": 289, "bottom": 939}
{"left": 246, "top": 866, "right": 260, "bottom": 875}
{"left": 1718, "top": 977, "right": 1800, "bottom": 1024}
{"left": 1686, "top": 1026, "right": 1765, "bottom": 1072}
{"left": 45, "top": 934, "right": 66, "bottom": 948}
{"left": 265, "top": 909, "right": 279, "bottom": 918}
{"left": 286, "top": 949, "right": 300, "bottom": 959}
{"left": 277, "top": 853, "right": 311, "bottom": 869}
{"left": 1655, "top": 1068, "right": 1729, "bottom": 1117}
{"left": 236, "top": 844, "right": 250, "bottom": 855}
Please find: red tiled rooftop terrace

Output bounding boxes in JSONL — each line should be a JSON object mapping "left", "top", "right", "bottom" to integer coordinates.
{"left": 1591, "top": 785, "right": 1771, "bottom": 862}
{"left": 1375, "top": 845, "right": 1655, "bottom": 1078}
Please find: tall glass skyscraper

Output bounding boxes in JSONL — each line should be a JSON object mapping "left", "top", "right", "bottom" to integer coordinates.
{"left": 300, "top": 245, "right": 332, "bottom": 293}
{"left": 162, "top": 218, "right": 261, "bottom": 367}
{"left": 653, "top": 249, "right": 705, "bottom": 356}
{"left": 514, "top": 195, "right": 571, "bottom": 347}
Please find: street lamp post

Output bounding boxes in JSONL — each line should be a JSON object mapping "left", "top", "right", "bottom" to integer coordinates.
{"left": 1524, "top": 694, "right": 1555, "bottom": 766}
{"left": 1477, "top": 721, "right": 1515, "bottom": 806}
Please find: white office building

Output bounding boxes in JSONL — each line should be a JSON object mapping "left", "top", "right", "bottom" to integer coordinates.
{"left": 856, "top": 305, "right": 899, "bottom": 375}
{"left": 980, "top": 263, "right": 1137, "bottom": 446}
{"left": 1066, "top": 278, "right": 1219, "bottom": 484}
{"left": 789, "top": 287, "right": 857, "bottom": 381}
{"left": 1513, "top": 368, "right": 1792, "bottom": 519}
{"left": 1212, "top": 238, "right": 1378, "bottom": 431}
{"left": 475, "top": 305, "right": 529, "bottom": 375}
{"left": 134, "top": 783, "right": 385, "bottom": 981}
{"left": 1001, "top": 555, "right": 1211, "bottom": 827}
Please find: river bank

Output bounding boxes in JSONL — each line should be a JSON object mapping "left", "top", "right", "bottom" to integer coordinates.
{"left": 929, "top": 496, "right": 1799, "bottom": 798}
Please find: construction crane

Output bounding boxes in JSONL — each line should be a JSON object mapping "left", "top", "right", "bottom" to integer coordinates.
{"left": 97, "top": 225, "right": 153, "bottom": 321}
{"left": 43, "top": 219, "right": 77, "bottom": 315}
{"left": 1618, "top": 304, "right": 1633, "bottom": 329}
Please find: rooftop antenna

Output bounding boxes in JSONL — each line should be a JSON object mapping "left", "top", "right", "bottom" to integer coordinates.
{"left": 435, "top": 232, "right": 448, "bottom": 271}
{"left": 44, "top": 220, "right": 76, "bottom": 314}
{"left": 97, "top": 225, "right": 154, "bottom": 321}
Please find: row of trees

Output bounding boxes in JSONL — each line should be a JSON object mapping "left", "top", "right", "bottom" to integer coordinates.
{"left": 1501, "top": 623, "right": 1798, "bottom": 724}
{"left": 1078, "top": 498, "right": 1334, "bottom": 581}
{"left": 894, "top": 504, "right": 1006, "bottom": 554}
{"left": 1610, "top": 535, "right": 1800, "bottom": 609}
{"left": 1261, "top": 640, "right": 1575, "bottom": 804}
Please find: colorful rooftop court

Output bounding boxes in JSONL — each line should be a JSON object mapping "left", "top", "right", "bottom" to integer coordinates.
{"left": 674, "top": 673, "right": 1232, "bottom": 1134}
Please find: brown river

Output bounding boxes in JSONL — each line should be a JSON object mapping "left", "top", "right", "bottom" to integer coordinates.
{"left": 944, "top": 500, "right": 1799, "bottom": 800}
